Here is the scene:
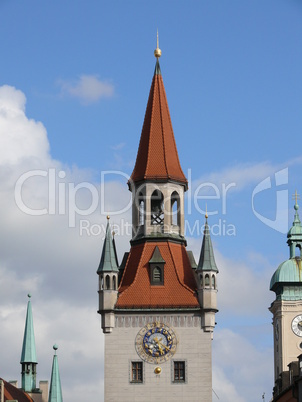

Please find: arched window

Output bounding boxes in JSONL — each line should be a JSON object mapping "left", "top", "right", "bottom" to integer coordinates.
{"left": 211, "top": 275, "right": 216, "bottom": 289}
{"left": 105, "top": 275, "right": 110, "bottom": 290}
{"left": 100, "top": 275, "right": 104, "bottom": 290}
{"left": 296, "top": 244, "right": 301, "bottom": 257}
{"left": 151, "top": 265, "right": 164, "bottom": 285}
{"left": 138, "top": 192, "right": 144, "bottom": 226}
{"left": 153, "top": 266, "right": 162, "bottom": 282}
{"left": 171, "top": 191, "right": 180, "bottom": 226}
{"left": 113, "top": 276, "right": 117, "bottom": 290}
{"left": 151, "top": 190, "right": 164, "bottom": 225}
{"left": 205, "top": 274, "right": 210, "bottom": 287}
{"left": 199, "top": 274, "right": 203, "bottom": 287}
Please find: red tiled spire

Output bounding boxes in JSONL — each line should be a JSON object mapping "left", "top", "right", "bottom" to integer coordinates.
{"left": 130, "top": 60, "right": 188, "bottom": 189}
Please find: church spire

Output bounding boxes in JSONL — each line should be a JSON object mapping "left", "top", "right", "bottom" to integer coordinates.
{"left": 97, "top": 216, "right": 119, "bottom": 274}
{"left": 20, "top": 293, "right": 37, "bottom": 392}
{"left": 287, "top": 191, "right": 302, "bottom": 258}
{"left": 129, "top": 40, "right": 187, "bottom": 189}
{"left": 48, "top": 345, "right": 63, "bottom": 402}
{"left": 197, "top": 214, "right": 218, "bottom": 273}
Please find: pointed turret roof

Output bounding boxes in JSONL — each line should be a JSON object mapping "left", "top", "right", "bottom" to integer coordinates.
{"left": 97, "top": 217, "right": 119, "bottom": 273}
{"left": 197, "top": 216, "right": 218, "bottom": 272}
{"left": 20, "top": 294, "right": 37, "bottom": 364}
{"left": 48, "top": 345, "right": 63, "bottom": 402}
{"left": 287, "top": 198, "right": 302, "bottom": 243}
{"left": 129, "top": 55, "right": 188, "bottom": 189}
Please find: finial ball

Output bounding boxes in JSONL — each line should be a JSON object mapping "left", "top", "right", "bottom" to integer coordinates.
{"left": 27, "top": 293, "right": 32, "bottom": 298}
{"left": 53, "top": 344, "right": 58, "bottom": 351}
{"left": 154, "top": 48, "right": 162, "bottom": 58}
{"left": 295, "top": 203, "right": 299, "bottom": 211}
{"left": 107, "top": 215, "right": 110, "bottom": 220}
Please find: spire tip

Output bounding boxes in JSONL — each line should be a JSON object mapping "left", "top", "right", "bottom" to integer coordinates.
{"left": 154, "top": 30, "right": 162, "bottom": 59}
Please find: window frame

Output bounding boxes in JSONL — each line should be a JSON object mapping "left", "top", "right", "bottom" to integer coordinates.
{"left": 130, "top": 361, "right": 144, "bottom": 384}
{"left": 172, "top": 360, "right": 187, "bottom": 384}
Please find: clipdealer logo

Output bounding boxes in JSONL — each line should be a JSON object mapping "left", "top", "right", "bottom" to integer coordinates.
{"left": 13, "top": 167, "right": 289, "bottom": 235}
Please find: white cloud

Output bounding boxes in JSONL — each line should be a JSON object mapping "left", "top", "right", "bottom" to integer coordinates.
{"left": 0, "top": 85, "right": 50, "bottom": 166}
{"left": 213, "top": 329, "right": 273, "bottom": 402}
{"left": 191, "top": 158, "right": 302, "bottom": 194}
{"left": 58, "top": 74, "right": 114, "bottom": 104}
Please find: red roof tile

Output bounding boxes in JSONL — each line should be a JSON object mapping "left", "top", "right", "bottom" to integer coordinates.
{"left": 116, "top": 241, "right": 199, "bottom": 309}
{"left": 130, "top": 65, "right": 188, "bottom": 189}
{"left": 0, "top": 378, "right": 34, "bottom": 402}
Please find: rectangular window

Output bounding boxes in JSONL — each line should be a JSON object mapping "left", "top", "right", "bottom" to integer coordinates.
{"left": 174, "top": 361, "right": 185, "bottom": 382}
{"left": 131, "top": 361, "right": 143, "bottom": 383}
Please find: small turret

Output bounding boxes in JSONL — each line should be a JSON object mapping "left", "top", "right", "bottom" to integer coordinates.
{"left": 97, "top": 216, "right": 119, "bottom": 333}
{"left": 20, "top": 294, "right": 38, "bottom": 393}
{"left": 195, "top": 213, "right": 218, "bottom": 336}
{"left": 48, "top": 345, "right": 63, "bottom": 402}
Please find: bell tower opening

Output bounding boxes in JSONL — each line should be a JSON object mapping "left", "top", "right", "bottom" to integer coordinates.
{"left": 151, "top": 189, "right": 164, "bottom": 227}
{"left": 171, "top": 191, "right": 180, "bottom": 227}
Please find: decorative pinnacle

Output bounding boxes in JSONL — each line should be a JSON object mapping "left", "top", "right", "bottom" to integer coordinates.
{"left": 107, "top": 215, "right": 110, "bottom": 220}
{"left": 154, "top": 30, "right": 162, "bottom": 59}
{"left": 293, "top": 190, "right": 300, "bottom": 210}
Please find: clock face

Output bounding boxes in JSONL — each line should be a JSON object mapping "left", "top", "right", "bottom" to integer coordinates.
{"left": 135, "top": 322, "right": 177, "bottom": 364}
{"left": 292, "top": 315, "right": 302, "bottom": 337}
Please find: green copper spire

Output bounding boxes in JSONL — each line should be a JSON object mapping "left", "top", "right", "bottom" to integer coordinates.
{"left": 21, "top": 294, "right": 37, "bottom": 363}
{"left": 270, "top": 194, "right": 302, "bottom": 299}
{"left": 197, "top": 215, "right": 218, "bottom": 272}
{"left": 20, "top": 294, "right": 37, "bottom": 392}
{"left": 97, "top": 217, "right": 119, "bottom": 273}
{"left": 287, "top": 192, "right": 302, "bottom": 258}
{"left": 48, "top": 345, "right": 63, "bottom": 402}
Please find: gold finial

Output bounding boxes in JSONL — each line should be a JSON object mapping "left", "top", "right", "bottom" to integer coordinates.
{"left": 154, "top": 29, "right": 162, "bottom": 59}
{"left": 205, "top": 204, "right": 208, "bottom": 219}
{"left": 292, "top": 190, "right": 300, "bottom": 205}
{"left": 107, "top": 215, "right": 110, "bottom": 220}
{"left": 112, "top": 230, "right": 115, "bottom": 238}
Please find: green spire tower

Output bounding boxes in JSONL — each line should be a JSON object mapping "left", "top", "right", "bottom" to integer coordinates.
{"left": 48, "top": 345, "right": 63, "bottom": 402}
{"left": 97, "top": 216, "right": 119, "bottom": 333}
{"left": 195, "top": 213, "right": 219, "bottom": 336}
{"left": 20, "top": 293, "right": 38, "bottom": 392}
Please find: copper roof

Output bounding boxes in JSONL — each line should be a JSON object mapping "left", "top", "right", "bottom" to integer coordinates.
{"left": 130, "top": 61, "right": 188, "bottom": 189}
{"left": 116, "top": 241, "right": 199, "bottom": 309}
{"left": 0, "top": 378, "right": 34, "bottom": 402}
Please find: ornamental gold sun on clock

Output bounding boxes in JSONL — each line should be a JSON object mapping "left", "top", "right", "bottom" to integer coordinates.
{"left": 135, "top": 322, "right": 177, "bottom": 364}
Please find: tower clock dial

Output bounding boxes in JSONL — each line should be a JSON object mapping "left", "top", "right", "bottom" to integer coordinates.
{"left": 135, "top": 322, "right": 177, "bottom": 364}
{"left": 292, "top": 315, "right": 302, "bottom": 337}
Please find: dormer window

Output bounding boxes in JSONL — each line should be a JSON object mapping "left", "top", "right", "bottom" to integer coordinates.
{"left": 149, "top": 246, "right": 165, "bottom": 286}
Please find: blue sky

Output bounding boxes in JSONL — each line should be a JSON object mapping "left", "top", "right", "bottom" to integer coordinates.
{"left": 0, "top": 1, "right": 302, "bottom": 401}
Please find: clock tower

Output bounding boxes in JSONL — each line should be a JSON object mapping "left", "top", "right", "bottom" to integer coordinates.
{"left": 270, "top": 194, "right": 302, "bottom": 390}
{"left": 97, "top": 40, "right": 218, "bottom": 401}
